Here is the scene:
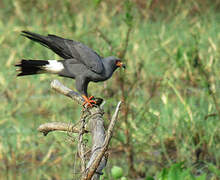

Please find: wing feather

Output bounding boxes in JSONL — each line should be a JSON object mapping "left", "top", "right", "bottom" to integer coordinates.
{"left": 22, "top": 31, "right": 104, "bottom": 73}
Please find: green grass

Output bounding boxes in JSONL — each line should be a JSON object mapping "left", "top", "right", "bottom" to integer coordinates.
{"left": 0, "top": 0, "right": 220, "bottom": 179}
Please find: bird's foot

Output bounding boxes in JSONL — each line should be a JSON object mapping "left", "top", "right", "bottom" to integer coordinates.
{"left": 82, "top": 95, "right": 97, "bottom": 108}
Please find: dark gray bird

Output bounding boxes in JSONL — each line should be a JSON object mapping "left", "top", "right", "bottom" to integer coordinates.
{"left": 15, "top": 31, "right": 125, "bottom": 107}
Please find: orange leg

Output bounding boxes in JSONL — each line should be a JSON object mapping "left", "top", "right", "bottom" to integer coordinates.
{"left": 82, "top": 95, "right": 97, "bottom": 107}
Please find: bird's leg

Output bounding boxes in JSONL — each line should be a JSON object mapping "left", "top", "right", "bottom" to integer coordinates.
{"left": 75, "top": 77, "right": 96, "bottom": 107}
{"left": 82, "top": 95, "right": 97, "bottom": 107}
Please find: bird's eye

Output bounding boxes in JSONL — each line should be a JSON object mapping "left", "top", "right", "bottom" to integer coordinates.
{"left": 115, "top": 60, "right": 126, "bottom": 69}
{"left": 115, "top": 60, "right": 122, "bottom": 66}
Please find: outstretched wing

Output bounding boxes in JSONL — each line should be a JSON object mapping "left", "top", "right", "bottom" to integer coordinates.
{"left": 21, "top": 31, "right": 104, "bottom": 74}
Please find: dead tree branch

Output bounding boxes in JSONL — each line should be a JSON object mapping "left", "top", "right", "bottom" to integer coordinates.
{"left": 51, "top": 79, "right": 84, "bottom": 104}
{"left": 37, "top": 122, "right": 85, "bottom": 136}
{"left": 37, "top": 79, "right": 121, "bottom": 180}
{"left": 82, "top": 101, "right": 121, "bottom": 180}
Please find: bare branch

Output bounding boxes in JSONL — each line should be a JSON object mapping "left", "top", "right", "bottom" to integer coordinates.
{"left": 118, "top": 26, "right": 132, "bottom": 59}
{"left": 96, "top": 28, "right": 113, "bottom": 53}
{"left": 82, "top": 101, "right": 122, "bottom": 180}
{"left": 37, "top": 122, "right": 87, "bottom": 136}
{"left": 51, "top": 79, "right": 84, "bottom": 104}
{"left": 51, "top": 80, "right": 103, "bottom": 108}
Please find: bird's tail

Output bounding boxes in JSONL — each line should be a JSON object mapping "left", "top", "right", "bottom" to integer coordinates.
{"left": 15, "top": 59, "right": 64, "bottom": 76}
{"left": 21, "top": 31, "right": 51, "bottom": 49}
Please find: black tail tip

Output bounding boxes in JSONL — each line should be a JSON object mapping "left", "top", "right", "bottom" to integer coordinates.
{"left": 15, "top": 60, "right": 23, "bottom": 67}
{"left": 14, "top": 59, "right": 47, "bottom": 76}
{"left": 14, "top": 59, "right": 31, "bottom": 67}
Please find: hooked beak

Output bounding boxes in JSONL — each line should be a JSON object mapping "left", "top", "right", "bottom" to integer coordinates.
{"left": 116, "top": 61, "right": 126, "bottom": 69}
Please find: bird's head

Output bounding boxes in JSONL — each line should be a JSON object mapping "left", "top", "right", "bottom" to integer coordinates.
{"left": 115, "top": 59, "right": 126, "bottom": 69}
{"left": 105, "top": 56, "right": 126, "bottom": 70}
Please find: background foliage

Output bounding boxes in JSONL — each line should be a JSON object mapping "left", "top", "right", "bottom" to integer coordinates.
{"left": 0, "top": 0, "right": 220, "bottom": 179}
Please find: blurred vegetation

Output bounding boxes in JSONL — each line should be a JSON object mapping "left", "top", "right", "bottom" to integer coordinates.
{"left": 0, "top": 0, "right": 220, "bottom": 179}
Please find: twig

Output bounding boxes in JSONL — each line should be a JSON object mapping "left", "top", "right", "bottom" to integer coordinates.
{"left": 117, "top": 24, "right": 137, "bottom": 177}
{"left": 204, "top": 113, "right": 217, "bottom": 120}
{"left": 37, "top": 122, "right": 85, "bottom": 136}
{"left": 96, "top": 28, "right": 113, "bottom": 53}
{"left": 118, "top": 26, "right": 132, "bottom": 59}
{"left": 81, "top": 101, "right": 121, "bottom": 180}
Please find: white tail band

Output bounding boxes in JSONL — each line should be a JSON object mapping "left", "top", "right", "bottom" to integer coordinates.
{"left": 44, "top": 60, "right": 64, "bottom": 73}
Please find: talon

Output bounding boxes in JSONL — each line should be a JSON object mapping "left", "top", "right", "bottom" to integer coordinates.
{"left": 82, "top": 95, "right": 97, "bottom": 107}
{"left": 88, "top": 96, "right": 94, "bottom": 100}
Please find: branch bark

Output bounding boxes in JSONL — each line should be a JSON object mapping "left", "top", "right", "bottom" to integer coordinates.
{"left": 78, "top": 113, "right": 87, "bottom": 173}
